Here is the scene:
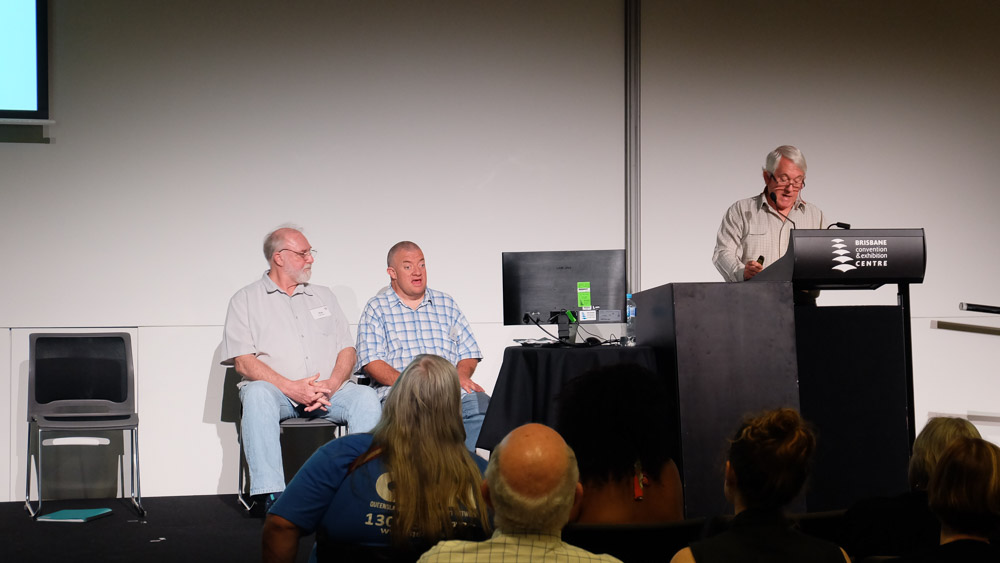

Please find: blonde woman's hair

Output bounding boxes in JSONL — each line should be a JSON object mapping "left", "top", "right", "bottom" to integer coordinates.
{"left": 909, "top": 417, "right": 982, "bottom": 490}
{"left": 371, "top": 354, "right": 491, "bottom": 545}
{"left": 928, "top": 436, "right": 1000, "bottom": 537}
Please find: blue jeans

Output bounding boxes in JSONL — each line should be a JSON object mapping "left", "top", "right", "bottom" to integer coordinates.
{"left": 462, "top": 391, "right": 490, "bottom": 453}
{"left": 239, "top": 380, "right": 381, "bottom": 496}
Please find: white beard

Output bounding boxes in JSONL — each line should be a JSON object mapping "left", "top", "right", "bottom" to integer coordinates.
{"left": 292, "top": 266, "right": 312, "bottom": 284}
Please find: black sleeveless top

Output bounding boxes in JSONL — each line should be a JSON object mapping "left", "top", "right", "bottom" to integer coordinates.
{"left": 899, "top": 539, "right": 1000, "bottom": 563}
{"left": 690, "top": 508, "right": 845, "bottom": 563}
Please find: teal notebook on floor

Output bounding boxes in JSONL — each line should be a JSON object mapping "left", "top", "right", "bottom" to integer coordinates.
{"left": 37, "top": 508, "right": 112, "bottom": 522}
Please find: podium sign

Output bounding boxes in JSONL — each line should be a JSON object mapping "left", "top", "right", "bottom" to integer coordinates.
{"left": 753, "top": 228, "right": 926, "bottom": 289}
{"left": 634, "top": 228, "right": 928, "bottom": 513}
{"left": 749, "top": 227, "right": 925, "bottom": 510}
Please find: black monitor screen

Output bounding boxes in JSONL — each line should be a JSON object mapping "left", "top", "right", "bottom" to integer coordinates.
{"left": 502, "top": 249, "right": 626, "bottom": 326}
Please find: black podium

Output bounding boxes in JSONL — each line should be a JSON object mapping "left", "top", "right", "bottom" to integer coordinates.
{"left": 633, "top": 281, "right": 802, "bottom": 517}
{"left": 635, "top": 229, "right": 926, "bottom": 517}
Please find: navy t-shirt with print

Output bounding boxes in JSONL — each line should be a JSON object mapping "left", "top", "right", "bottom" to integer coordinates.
{"left": 269, "top": 433, "right": 488, "bottom": 547}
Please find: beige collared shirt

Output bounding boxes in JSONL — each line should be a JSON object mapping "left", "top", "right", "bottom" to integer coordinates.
{"left": 712, "top": 192, "right": 826, "bottom": 282}
{"left": 221, "top": 272, "right": 354, "bottom": 381}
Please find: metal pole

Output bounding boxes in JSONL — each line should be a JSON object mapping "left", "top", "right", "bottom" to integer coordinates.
{"left": 625, "top": 0, "right": 641, "bottom": 294}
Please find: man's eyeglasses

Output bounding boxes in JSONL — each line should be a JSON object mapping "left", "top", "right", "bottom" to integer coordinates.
{"left": 278, "top": 249, "right": 317, "bottom": 259}
{"left": 770, "top": 174, "right": 805, "bottom": 190}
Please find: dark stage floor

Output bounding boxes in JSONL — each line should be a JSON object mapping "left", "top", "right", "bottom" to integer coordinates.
{"left": 1, "top": 494, "right": 314, "bottom": 563}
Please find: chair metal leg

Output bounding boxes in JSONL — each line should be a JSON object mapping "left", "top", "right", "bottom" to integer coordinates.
{"left": 233, "top": 418, "right": 345, "bottom": 513}
{"left": 24, "top": 425, "right": 42, "bottom": 518}
{"left": 236, "top": 420, "right": 252, "bottom": 512}
{"left": 25, "top": 425, "right": 146, "bottom": 519}
{"left": 237, "top": 465, "right": 251, "bottom": 511}
{"left": 130, "top": 427, "right": 145, "bottom": 517}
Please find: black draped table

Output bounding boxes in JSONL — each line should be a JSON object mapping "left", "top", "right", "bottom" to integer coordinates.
{"left": 476, "top": 345, "right": 658, "bottom": 450}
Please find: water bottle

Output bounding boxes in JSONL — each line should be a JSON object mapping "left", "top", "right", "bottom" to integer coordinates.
{"left": 625, "top": 293, "right": 636, "bottom": 345}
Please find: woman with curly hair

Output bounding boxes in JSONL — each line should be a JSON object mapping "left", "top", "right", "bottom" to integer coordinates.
{"left": 671, "top": 408, "right": 849, "bottom": 563}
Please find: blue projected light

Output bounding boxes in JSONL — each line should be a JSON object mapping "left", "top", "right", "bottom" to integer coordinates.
{"left": 0, "top": 0, "right": 47, "bottom": 119}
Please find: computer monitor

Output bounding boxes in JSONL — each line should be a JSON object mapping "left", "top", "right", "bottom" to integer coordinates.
{"left": 0, "top": 0, "right": 48, "bottom": 120}
{"left": 501, "top": 249, "right": 626, "bottom": 328}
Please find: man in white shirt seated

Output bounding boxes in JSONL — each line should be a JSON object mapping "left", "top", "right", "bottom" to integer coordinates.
{"left": 221, "top": 226, "right": 381, "bottom": 515}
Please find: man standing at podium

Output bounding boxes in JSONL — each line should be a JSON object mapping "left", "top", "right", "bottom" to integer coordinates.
{"left": 712, "top": 145, "right": 826, "bottom": 282}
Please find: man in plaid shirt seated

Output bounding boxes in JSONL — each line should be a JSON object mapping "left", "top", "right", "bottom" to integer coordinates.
{"left": 356, "top": 240, "right": 489, "bottom": 452}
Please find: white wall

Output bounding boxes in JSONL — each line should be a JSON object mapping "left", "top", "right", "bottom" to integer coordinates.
{"left": 639, "top": 0, "right": 1000, "bottom": 438}
{"left": 1, "top": 0, "right": 626, "bottom": 499}
{"left": 4, "top": 0, "right": 1000, "bottom": 501}
{"left": 1, "top": 0, "right": 625, "bottom": 327}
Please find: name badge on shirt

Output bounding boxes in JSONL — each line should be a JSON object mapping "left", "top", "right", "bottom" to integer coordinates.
{"left": 310, "top": 306, "right": 332, "bottom": 320}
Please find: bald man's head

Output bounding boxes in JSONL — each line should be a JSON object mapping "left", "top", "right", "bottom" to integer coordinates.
{"left": 497, "top": 423, "right": 573, "bottom": 498}
{"left": 484, "top": 423, "right": 581, "bottom": 533}
{"left": 263, "top": 225, "right": 304, "bottom": 264}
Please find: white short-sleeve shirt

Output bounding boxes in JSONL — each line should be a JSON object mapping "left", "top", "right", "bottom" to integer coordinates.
{"left": 221, "top": 272, "right": 354, "bottom": 382}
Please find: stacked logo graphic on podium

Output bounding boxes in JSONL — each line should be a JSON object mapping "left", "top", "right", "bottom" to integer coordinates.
{"left": 830, "top": 239, "right": 856, "bottom": 273}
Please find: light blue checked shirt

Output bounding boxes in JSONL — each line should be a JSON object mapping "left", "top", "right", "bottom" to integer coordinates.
{"left": 356, "top": 287, "right": 482, "bottom": 396}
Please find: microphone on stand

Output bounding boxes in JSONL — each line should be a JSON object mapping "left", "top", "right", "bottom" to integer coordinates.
{"left": 960, "top": 302, "right": 1000, "bottom": 315}
{"left": 768, "top": 190, "right": 818, "bottom": 305}
{"left": 769, "top": 191, "right": 797, "bottom": 229}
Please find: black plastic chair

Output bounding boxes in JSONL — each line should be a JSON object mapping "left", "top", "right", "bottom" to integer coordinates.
{"left": 25, "top": 332, "right": 144, "bottom": 518}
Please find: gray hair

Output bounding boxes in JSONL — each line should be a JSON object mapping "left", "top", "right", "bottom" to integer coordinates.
{"left": 764, "top": 145, "right": 807, "bottom": 175}
{"left": 386, "top": 240, "right": 421, "bottom": 267}
{"left": 485, "top": 440, "right": 580, "bottom": 533}
{"left": 262, "top": 224, "right": 304, "bottom": 263}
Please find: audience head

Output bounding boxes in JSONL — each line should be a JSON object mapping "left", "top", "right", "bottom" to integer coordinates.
{"left": 726, "top": 408, "right": 816, "bottom": 511}
{"left": 372, "top": 355, "right": 489, "bottom": 544}
{"left": 375, "top": 354, "right": 464, "bottom": 446}
{"left": 485, "top": 423, "right": 582, "bottom": 534}
{"left": 557, "top": 363, "right": 673, "bottom": 485}
{"left": 928, "top": 436, "right": 1000, "bottom": 539}
{"left": 908, "top": 416, "right": 982, "bottom": 491}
